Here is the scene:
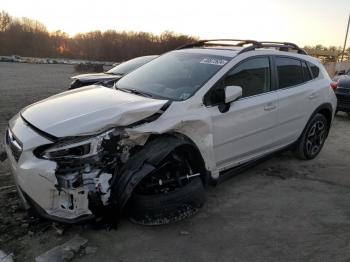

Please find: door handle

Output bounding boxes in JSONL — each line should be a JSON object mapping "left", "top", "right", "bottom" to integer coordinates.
{"left": 264, "top": 104, "right": 276, "bottom": 111}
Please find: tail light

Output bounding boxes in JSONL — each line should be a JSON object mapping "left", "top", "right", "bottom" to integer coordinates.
{"left": 330, "top": 81, "right": 338, "bottom": 91}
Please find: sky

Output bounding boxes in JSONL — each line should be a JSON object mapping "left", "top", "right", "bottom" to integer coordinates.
{"left": 1, "top": 0, "right": 349, "bottom": 47}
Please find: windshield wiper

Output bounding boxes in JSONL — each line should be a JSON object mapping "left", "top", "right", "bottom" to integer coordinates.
{"left": 115, "top": 85, "right": 153, "bottom": 98}
{"left": 127, "top": 88, "right": 154, "bottom": 98}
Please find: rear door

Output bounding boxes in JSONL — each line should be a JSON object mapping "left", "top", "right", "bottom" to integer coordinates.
{"left": 273, "top": 56, "right": 315, "bottom": 145}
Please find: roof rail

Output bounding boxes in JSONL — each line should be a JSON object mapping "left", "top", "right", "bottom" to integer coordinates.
{"left": 238, "top": 41, "right": 308, "bottom": 55}
{"left": 177, "top": 39, "right": 307, "bottom": 55}
{"left": 176, "top": 39, "right": 260, "bottom": 50}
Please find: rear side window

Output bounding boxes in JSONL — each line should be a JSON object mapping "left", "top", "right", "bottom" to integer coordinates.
{"left": 307, "top": 62, "right": 320, "bottom": 79}
{"left": 302, "top": 62, "right": 312, "bottom": 81}
{"left": 276, "top": 57, "right": 303, "bottom": 88}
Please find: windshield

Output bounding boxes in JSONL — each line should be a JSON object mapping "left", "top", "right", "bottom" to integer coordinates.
{"left": 107, "top": 56, "right": 157, "bottom": 75}
{"left": 116, "top": 51, "right": 231, "bottom": 101}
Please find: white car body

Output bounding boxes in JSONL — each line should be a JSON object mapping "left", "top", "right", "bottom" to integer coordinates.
{"left": 5, "top": 44, "right": 337, "bottom": 222}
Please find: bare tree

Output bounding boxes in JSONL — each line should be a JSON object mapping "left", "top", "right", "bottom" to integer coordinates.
{"left": 0, "top": 11, "right": 198, "bottom": 61}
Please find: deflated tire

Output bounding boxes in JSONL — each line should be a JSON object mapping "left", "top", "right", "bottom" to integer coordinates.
{"left": 127, "top": 177, "right": 205, "bottom": 225}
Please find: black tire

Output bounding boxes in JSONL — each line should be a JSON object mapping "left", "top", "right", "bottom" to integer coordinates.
{"left": 127, "top": 177, "right": 205, "bottom": 226}
{"left": 347, "top": 112, "right": 350, "bottom": 118}
{"left": 293, "top": 113, "right": 328, "bottom": 160}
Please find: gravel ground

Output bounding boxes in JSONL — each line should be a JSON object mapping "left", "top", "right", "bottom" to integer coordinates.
{"left": 0, "top": 62, "right": 350, "bottom": 261}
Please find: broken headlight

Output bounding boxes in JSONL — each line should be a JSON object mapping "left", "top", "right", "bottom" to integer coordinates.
{"left": 39, "top": 129, "right": 116, "bottom": 160}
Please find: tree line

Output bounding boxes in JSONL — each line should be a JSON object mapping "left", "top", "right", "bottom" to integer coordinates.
{"left": 0, "top": 11, "right": 197, "bottom": 62}
{"left": 304, "top": 45, "right": 350, "bottom": 62}
{"left": 1, "top": 11, "right": 349, "bottom": 63}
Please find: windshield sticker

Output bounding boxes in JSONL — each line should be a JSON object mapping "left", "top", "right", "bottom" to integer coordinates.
{"left": 200, "top": 58, "right": 228, "bottom": 66}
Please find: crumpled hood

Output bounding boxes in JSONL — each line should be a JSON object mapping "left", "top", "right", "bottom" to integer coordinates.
{"left": 72, "top": 73, "right": 121, "bottom": 82}
{"left": 21, "top": 85, "right": 168, "bottom": 137}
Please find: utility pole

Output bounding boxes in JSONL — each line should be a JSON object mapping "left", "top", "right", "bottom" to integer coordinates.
{"left": 341, "top": 13, "right": 350, "bottom": 61}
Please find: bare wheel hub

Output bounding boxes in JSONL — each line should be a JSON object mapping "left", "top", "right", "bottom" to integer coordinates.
{"left": 136, "top": 151, "right": 199, "bottom": 195}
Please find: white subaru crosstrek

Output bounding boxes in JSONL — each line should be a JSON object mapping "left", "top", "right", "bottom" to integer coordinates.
{"left": 5, "top": 40, "right": 337, "bottom": 225}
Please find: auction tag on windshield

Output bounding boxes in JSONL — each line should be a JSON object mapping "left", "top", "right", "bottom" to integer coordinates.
{"left": 200, "top": 58, "right": 228, "bottom": 66}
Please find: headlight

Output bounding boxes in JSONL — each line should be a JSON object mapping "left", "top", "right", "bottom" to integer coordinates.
{"left": 40, "top": 129, "right": 115, "bottom": 160}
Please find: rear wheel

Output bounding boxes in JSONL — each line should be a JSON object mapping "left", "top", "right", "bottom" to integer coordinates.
{"left": 127, "top": 149, "right": 206, "bottom": 225}
{"left": 293, "top": 113, "right": 328, "bottom": 160}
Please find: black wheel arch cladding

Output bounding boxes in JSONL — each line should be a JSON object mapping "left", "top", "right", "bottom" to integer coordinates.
{"left": 110, "top": 135, "right": 206, "bottom": 211}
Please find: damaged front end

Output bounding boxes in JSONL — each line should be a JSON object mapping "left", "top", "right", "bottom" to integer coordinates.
{"left": 5, "top": 112, "right": 156, "bottom": 223}
{"left": 7, "top": 118, "right": 206, "bottom": 224}
{"left": 32, "top": 128, "right": 149, "bottom": 222}
{"left": 5, "top": 86, "right": 175, "bottom": 223}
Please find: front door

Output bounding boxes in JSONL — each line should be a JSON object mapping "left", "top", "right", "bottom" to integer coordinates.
{"left": 205, "top": 56, "right": 279, "bottom": 170}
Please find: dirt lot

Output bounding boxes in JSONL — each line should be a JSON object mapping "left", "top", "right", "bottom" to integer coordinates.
{"left": 1, "top": 62, "right": 350, "bottom": 261}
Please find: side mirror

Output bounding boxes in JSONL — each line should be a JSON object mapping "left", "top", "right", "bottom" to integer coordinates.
{"left": 218, "top": 85, "right": 242, "bottom": 113}
{"left": 225, "top": 85, "right": 242, "bottom": 103}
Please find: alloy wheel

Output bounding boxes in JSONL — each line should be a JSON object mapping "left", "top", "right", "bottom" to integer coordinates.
{"left": 305, "top": 120, "right": 326, "bottom": 157}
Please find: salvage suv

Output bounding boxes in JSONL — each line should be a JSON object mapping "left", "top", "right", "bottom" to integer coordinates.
{"left": 5, "top": 39, "right": 336, "bottom": 225}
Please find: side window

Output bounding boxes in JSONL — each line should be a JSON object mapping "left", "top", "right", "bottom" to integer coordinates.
{"left": 225, "top": 57, "right": 271, "bottom": 98}
{"left": 204, "top": 57, "right": 271, "bottom": 105}
{"left": 276, "top": 57, "right": 303, "bottom": 88}
{"left": 302, "top": 61, "right": 312, "bottom": 81}
{"left": 307, "top": 62, "right": 320, "bottom": 79}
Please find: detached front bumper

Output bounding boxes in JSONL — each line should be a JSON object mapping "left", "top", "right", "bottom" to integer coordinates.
{"left": 19, "top": 186, "right": 94, "bottom": 224}
{"left": 5, "top": 115, "right": 94, "bottom": 223}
